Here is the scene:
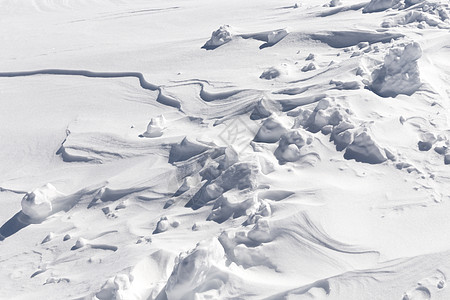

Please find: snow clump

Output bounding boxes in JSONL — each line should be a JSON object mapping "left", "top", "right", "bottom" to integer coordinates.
{"left": 203, "top": 25, "right": 234, "bottom": 49}
{"left": 369, "top": 42, "right": 422, "bottom": 97}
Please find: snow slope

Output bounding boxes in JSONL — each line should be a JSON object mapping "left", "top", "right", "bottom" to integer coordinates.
{"left": 0, "top": 0, "right": 450, "bottom": 299}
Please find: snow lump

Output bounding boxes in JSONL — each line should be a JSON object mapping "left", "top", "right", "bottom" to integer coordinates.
{"left": 369, "top": 42, "right": 422, "bottom": 97}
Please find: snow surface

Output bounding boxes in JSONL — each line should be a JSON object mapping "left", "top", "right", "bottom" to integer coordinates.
{"left": 1, "top": 0, "right": 450, "bottom": 299}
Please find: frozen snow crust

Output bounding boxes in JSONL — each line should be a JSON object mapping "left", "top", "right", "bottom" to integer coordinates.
{"left": 1, "top": 0, "right": 450, "bottom": 299}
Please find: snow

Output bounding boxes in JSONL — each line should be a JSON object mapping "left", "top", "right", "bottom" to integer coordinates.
{"left": 202, "top": 25, "right": 235, "bottom": 50}
{"left": 344, "top": 131, "right": 388, "bottom": 164}
{"left": 21, "top": 184, "right": 64, "bottom": 220}
{"left": 164, "top": 238, "right": 226, "bottom": 300}
{"left": 260, "top": 67, "right": 282, "bottom": 80}
{"left": 142, "top": 115, "right": 166, "bottom": 138}
{"left": 267, "top": 29, "right": 289, "bottom": 45}
{"left": 1, "top": 0, "right": 450, "bottom": 299}
{"left": 253, "top": 117, "right": 289, "bottom": 143}
{"left": 370, "top": 42, "right": 422, "bottom": 97}
{"left": 363, "top": 0, "right": 403, "bottom": 13}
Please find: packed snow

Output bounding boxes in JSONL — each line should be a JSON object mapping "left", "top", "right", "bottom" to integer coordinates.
{"left": 1, "top": 0, "right": 450, "bottom": 299}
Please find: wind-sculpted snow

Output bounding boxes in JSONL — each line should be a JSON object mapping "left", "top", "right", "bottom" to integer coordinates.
{"left": 203, "top": 25, "right": 289, "bottom": 50}
{"left": 21, "top": 184, "right": 65, "bottom": 220}
{"left": 142, "top": 115, "right": 167, "bottom": 138}
{"left": 368, "top": 0, "right": 450, "bottom": 28}
{"left": 274, "top": 129, "right": 314, "bottom": 163}
{"left": 363, "top": 0, "right": 403, "bottom": 13}
{"left": 0, "top": 69, "right": 181, "bottom": 109}
{"left": 20, "top": 183, "right": 105, "bottom": 222}
{"left": 0, "top": 70, "right": 266, "bottom": 123}
{"left": 161, "top": 238, "right": 228, "bottom": 300}
{"left": 370, "top": 42, "right": 422, "bottom": 97}
{"left": 2, "top": 0, "right": 450, "bottom": 299}
{"left": 202, "top": 25, "right": 235, "bottom": 50}
{"left": 310, "top": 30, "right": 404, "bottom": 48}
{"left": 318, "top": 2, "right": 368, "bottom": 17}
{"left": 344, "top": 132, "right": 387, "bottom": 164}
{"left": 253, "top": 117, "right": 289, "bottom": 143}
{"left": 58, "top": 131, "right": 173, "bottom": 163}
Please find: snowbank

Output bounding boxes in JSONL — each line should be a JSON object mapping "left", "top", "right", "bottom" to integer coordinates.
{"left": 370, "top": 42, "right": 422, "bottom": 97}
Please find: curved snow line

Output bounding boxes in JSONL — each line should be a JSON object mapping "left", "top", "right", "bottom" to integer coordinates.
{"left": 162, "top": 80, "right": 245, "bottom": 102}
{"left": 0, "top": 69, "right": 267, "bottom": 124}
{"left": 0, "top": 69, "right": 182, "bottom": 109}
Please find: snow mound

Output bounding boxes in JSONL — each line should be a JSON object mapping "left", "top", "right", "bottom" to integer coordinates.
{"left": 300, "top": 98, "right": 351, "bottom": 134}
{"left": 330, "top": 121, "right": 355, "bottom": 151}
{"left": 405, "top": 0, "right": 424, "bottom": 5}
{"left": 96, "top": 274, "right": 136, "bottom": 300}
{"left": 164, "top": 238, "right": 227, "bottom": 300}
{"left": 154, "top": 216, "right": 170, "bottom": 234}
{"left": 208, "top": 189, "right": 258, "bottom": 223}
{"left": 330, "top": 0, "right": 343, "bottom": 7}
{"left": 344, "top": 132, "right": 387, "bottom": 164}
{"left": 260, "top": 67, "right": 281, "bottom": 80}
{"left": 301, "top": 62, "right": 317, "bottom": 72}
{"left": 218, "top": 218, "right": 275, "bottom": 268}
{"left": 202, "top": 25, "right": 234, "bottom": 49}
{"left": 21, "top": 183, "right": 64, "bottom": 220}
{"left": 58, "top": 131, "right": 166, "bottom": 163}
{"left": 445, "top": 150, "right": 450, "bottom": 165}
{"left": 267, "top": 28, "right": 289, "bottom": 45}
{"left": 253, "top": 117, "right": 288, "bottom": 143}
{"left": 96, "top": 250, "right": 175, "bottom": 300}
{"left": 370, "top": 42, "right": 422, "bottom": 97}
{"left": 274, "top": 129, "right": 313, "bottom": 163}
{"left": 294, "top": 99, "right": 388, "bottom": 164}
{"left": 142, "top": 115, "right": 166, "bottom": 138}
{"left": 363, "top": 0, "right": 403, "bottom": 13}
